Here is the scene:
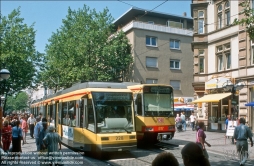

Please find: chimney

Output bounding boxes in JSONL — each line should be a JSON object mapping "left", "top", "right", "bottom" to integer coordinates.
{"left": 183, "top": 12, "right": 187, "bottom": 17}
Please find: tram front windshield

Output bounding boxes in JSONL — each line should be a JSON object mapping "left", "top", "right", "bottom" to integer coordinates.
{"left": 92, "top": 92, "right": 134, "bottom": 133}
{"left": 143, "top": 86, "right": 174, "bottom": 117}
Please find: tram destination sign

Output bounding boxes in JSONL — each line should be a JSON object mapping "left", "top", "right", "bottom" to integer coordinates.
{"left": 93, "top": 92, "right": 132, "bottom": 101}
{"left": 144, "top": 86, "right": 172, "bottom": 94}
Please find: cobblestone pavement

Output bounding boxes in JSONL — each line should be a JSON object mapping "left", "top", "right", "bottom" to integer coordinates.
{"left": 166, "top": 126, "right": 254, "bottom": 166}
{"left": 1, "top": 128, "right": 254, "bottom": 166}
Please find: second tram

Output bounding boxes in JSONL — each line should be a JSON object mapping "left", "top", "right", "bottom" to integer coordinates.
{"left": 127, "top": 83, "right": 175, "bottom": 144}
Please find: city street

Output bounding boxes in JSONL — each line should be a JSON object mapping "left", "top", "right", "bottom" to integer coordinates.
{"left": 1, "top": 127, "right": 253, "bottom": 166}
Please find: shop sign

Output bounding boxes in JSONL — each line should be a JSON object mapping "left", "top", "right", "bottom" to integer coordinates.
{"left": 226, "top": 121, "right": 237, "bottom": 137}
{"left": 205, "top": 77, "right": 231, "bottom": 90}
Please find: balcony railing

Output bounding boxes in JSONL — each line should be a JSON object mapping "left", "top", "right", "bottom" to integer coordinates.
{"left": 120, "top": 21, "right": 193, "bottom": 36}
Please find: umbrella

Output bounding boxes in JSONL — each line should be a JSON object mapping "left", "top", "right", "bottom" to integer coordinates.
{"left": 245, "top": 102, "right": 254, "bottom": 106}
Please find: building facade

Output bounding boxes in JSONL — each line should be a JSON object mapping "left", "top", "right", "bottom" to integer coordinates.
{"left": 114, "top": 7, "right": 194, "bottom": 98}
{"left": 191, "top": 0, "right": 254, "bottom": 131}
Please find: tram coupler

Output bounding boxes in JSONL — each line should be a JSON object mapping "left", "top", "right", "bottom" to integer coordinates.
{"left": 157, "top": 132, "right": 173, "bottom": 141}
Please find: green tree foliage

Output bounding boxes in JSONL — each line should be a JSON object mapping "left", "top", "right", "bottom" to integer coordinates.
{"left": 39, "top": 5, "right": 133, "bottom": 89}
{"left": 0, "top": 7, "right": 45, "bottom": 95}
{"left": 233, "top": 0, "right": 254, "bottom": 39}
{"left": 5, "top": 92, "right": 29, "bottom": 114}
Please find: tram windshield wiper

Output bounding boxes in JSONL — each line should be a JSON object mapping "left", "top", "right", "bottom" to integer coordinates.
{"left": 124, "top": 123, "right": 132, "bottom": 134}
{"left": 123, "top": 128, "right": 132, "bottom": 134}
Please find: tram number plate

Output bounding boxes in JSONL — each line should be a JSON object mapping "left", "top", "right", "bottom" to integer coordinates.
{"left": 116, "top": 136, "right": 124, "bottom": 140}
{"left": 158, "top": 127, "right": 164, "bottom": 131}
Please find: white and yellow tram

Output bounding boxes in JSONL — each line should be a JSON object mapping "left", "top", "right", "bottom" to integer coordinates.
{"left": 31, "top": 82, "right": 137, "bottom": 158}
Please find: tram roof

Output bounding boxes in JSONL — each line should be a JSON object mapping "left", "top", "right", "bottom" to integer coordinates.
{"left": 31, "top": 82, "right": 133, "bottom": 105}
{"left": 127, "top": 84, "right": 173, "bottom": 89}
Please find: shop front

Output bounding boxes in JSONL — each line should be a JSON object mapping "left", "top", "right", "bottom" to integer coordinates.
{"left": 192, "top": 77, "right": 239, "bottom": 132}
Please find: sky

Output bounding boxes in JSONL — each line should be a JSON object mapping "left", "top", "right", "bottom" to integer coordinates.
{"left": 2, "top": 1, "right": 192, "bottom": 53}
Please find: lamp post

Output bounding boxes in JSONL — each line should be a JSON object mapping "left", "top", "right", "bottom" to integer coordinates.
{"left": 0, "top": 68, "right": 10, "bottom": 150}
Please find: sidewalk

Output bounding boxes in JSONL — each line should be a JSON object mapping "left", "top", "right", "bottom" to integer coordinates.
{"left": 2, "top": 133, "right": 107, "bottom": 166}
{"left": 167, "top": 126, "right": 254, "bottom": 161}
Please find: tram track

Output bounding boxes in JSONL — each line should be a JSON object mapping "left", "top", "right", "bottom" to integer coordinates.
{"left": 105, "top": 141, "right": 182, "bottom": 166}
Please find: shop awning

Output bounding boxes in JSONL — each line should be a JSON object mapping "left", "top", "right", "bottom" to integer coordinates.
{"left": 192, "top": 93, "right": 231, "bottom": 103}
{"left": 245, "top": 102, "right": 254, "bottom": 106}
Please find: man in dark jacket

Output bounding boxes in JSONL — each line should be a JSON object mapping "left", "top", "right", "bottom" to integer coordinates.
{"left": 233, "top": 118, "right": 253, "bottom": 166}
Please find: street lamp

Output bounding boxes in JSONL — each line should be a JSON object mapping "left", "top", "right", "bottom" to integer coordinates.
{"left": 0, "top": 68, "right": 10, "bottom": 150}
{"left": 222, "top": 79, "right": 245, "bottom": 100}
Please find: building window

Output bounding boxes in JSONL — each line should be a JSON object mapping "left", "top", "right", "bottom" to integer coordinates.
{"left": 198, "top": 20, "right": 204, "bottom": 34}
{"left": 199, "top": 57, "right": 204, "bottom": 73}
{"left": 170, "top": 39, "right": 180, "bottom": 49}
{"left": 226, "top": 53, "right": 231, "bottom": 69}
{"left": 216, "top": 43, "right": 231, "bottom": 71}
{"left": 217, "top": 46, "right": 223, "bottom": 52}
{"left": 217, "top": 54, "right": 223, "bottom": 71}
{"left": 217, "top": 4, "right": 223, "bottom": 29}
{"left": 199, "top": 49, "right": 204, "bottom": 55}
{"left": 146, "top": 79, "right": 158, "bottom": 84}
{"left": 146, "top": 36, "right": 157, "bottom": 46}
{"left": 198, "top": 11, "right": 204, "bottom": 34}
{"left": 225, "top": 1, "right": 230, "bottom": 26}
{"left": 170, "top": 80, "right": 181, "bottom": 90}
{"left": 146, "top": 57, "right": 158, "bottom": 68}
{"left": 170, "top": 59, "right": 180, "bottom": 69}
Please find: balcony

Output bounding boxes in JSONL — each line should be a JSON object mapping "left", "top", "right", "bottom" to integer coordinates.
{"left": 120, "top": 21, "right": 193, "bottom": 37}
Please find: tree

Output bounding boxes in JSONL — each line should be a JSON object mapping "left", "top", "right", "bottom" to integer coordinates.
{"left": 5, "top": 92, "right": 29, "bottom": 114}
{"left": 39, "top": 5, "right": 133, "bottom": 89}
{"left": 233, "top": 0, "right": 254, "bottom": 39}
{"left": 0, "top": 7, "right": 45, "bottom": 96}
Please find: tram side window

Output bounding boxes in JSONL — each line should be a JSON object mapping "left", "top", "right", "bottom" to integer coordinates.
{"left": 62, "top": 102, "right": 68, "bottom": 125}
{"left": 68, "top": 101, "right": 76, "bottom": 127}
{"left": 58, "top": 103, "right": 62, "bottom": 124}
{"left": 48, "top": 105, "right": 53, "bottom": 123}
{"left": 136, "top": 94, "right": 142, "bottom": 115}
{"left": 87, "top": 99, "right": 95, "bottom": 132}
{"left": 79, "top": 100, "right": 84, "bottom": 127}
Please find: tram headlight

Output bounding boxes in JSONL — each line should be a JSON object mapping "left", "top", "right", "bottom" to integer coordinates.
{"left": 145, "top": 127, "right": 154, "bottom": 131}
{"left": 129, "top": 136, "right": 136, "bottom": 139}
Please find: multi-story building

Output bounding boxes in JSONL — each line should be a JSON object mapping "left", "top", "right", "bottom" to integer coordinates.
{"left": 191, "top": 0, "right": 254, "bottom": 131}
{"left": 114, "top": 7, "right": 194, "bottom": 99}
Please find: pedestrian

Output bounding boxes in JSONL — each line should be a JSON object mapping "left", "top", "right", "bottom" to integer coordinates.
{"left": 181, "top": 112, "right": 186, "bottom": 131}
{"left": 1, "top": 120, "right": 12, "bottom": 152}
{"left": 233, "top": 117, "right": 253, "bottom": 166}
{"left": 181, "top": 142, "right": 210, "bottom": 166}
{"left": 175, "top": 114, "right": 181, "bottom": 123}
{"left": 43, "top": 125, "right": 62, "bottom": 166}
{"left": 11, "top": 120, "right": 23, "bottom": 161}
{"left": 34, "top": 116, "right": 42, "bottom": 151}
{"left": 39, "top": 122, "right": 48, "bottom": 151}
{"left": 27, "top": 114, "right": 36, "bottom": 138}
{"left": 39, "top": 122, "right": 48, "bottom": 166}
{"left": 21, "top": 116, "right": 28, "bottom": 145}
{"left": 196, "top": 121, "right": 211, "bottom": 159}
{"left": 152, "top": 151, "right": 179, "bottom": 166}
{"left": 189, "top": 112, "right": 196, "bottom": 131}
